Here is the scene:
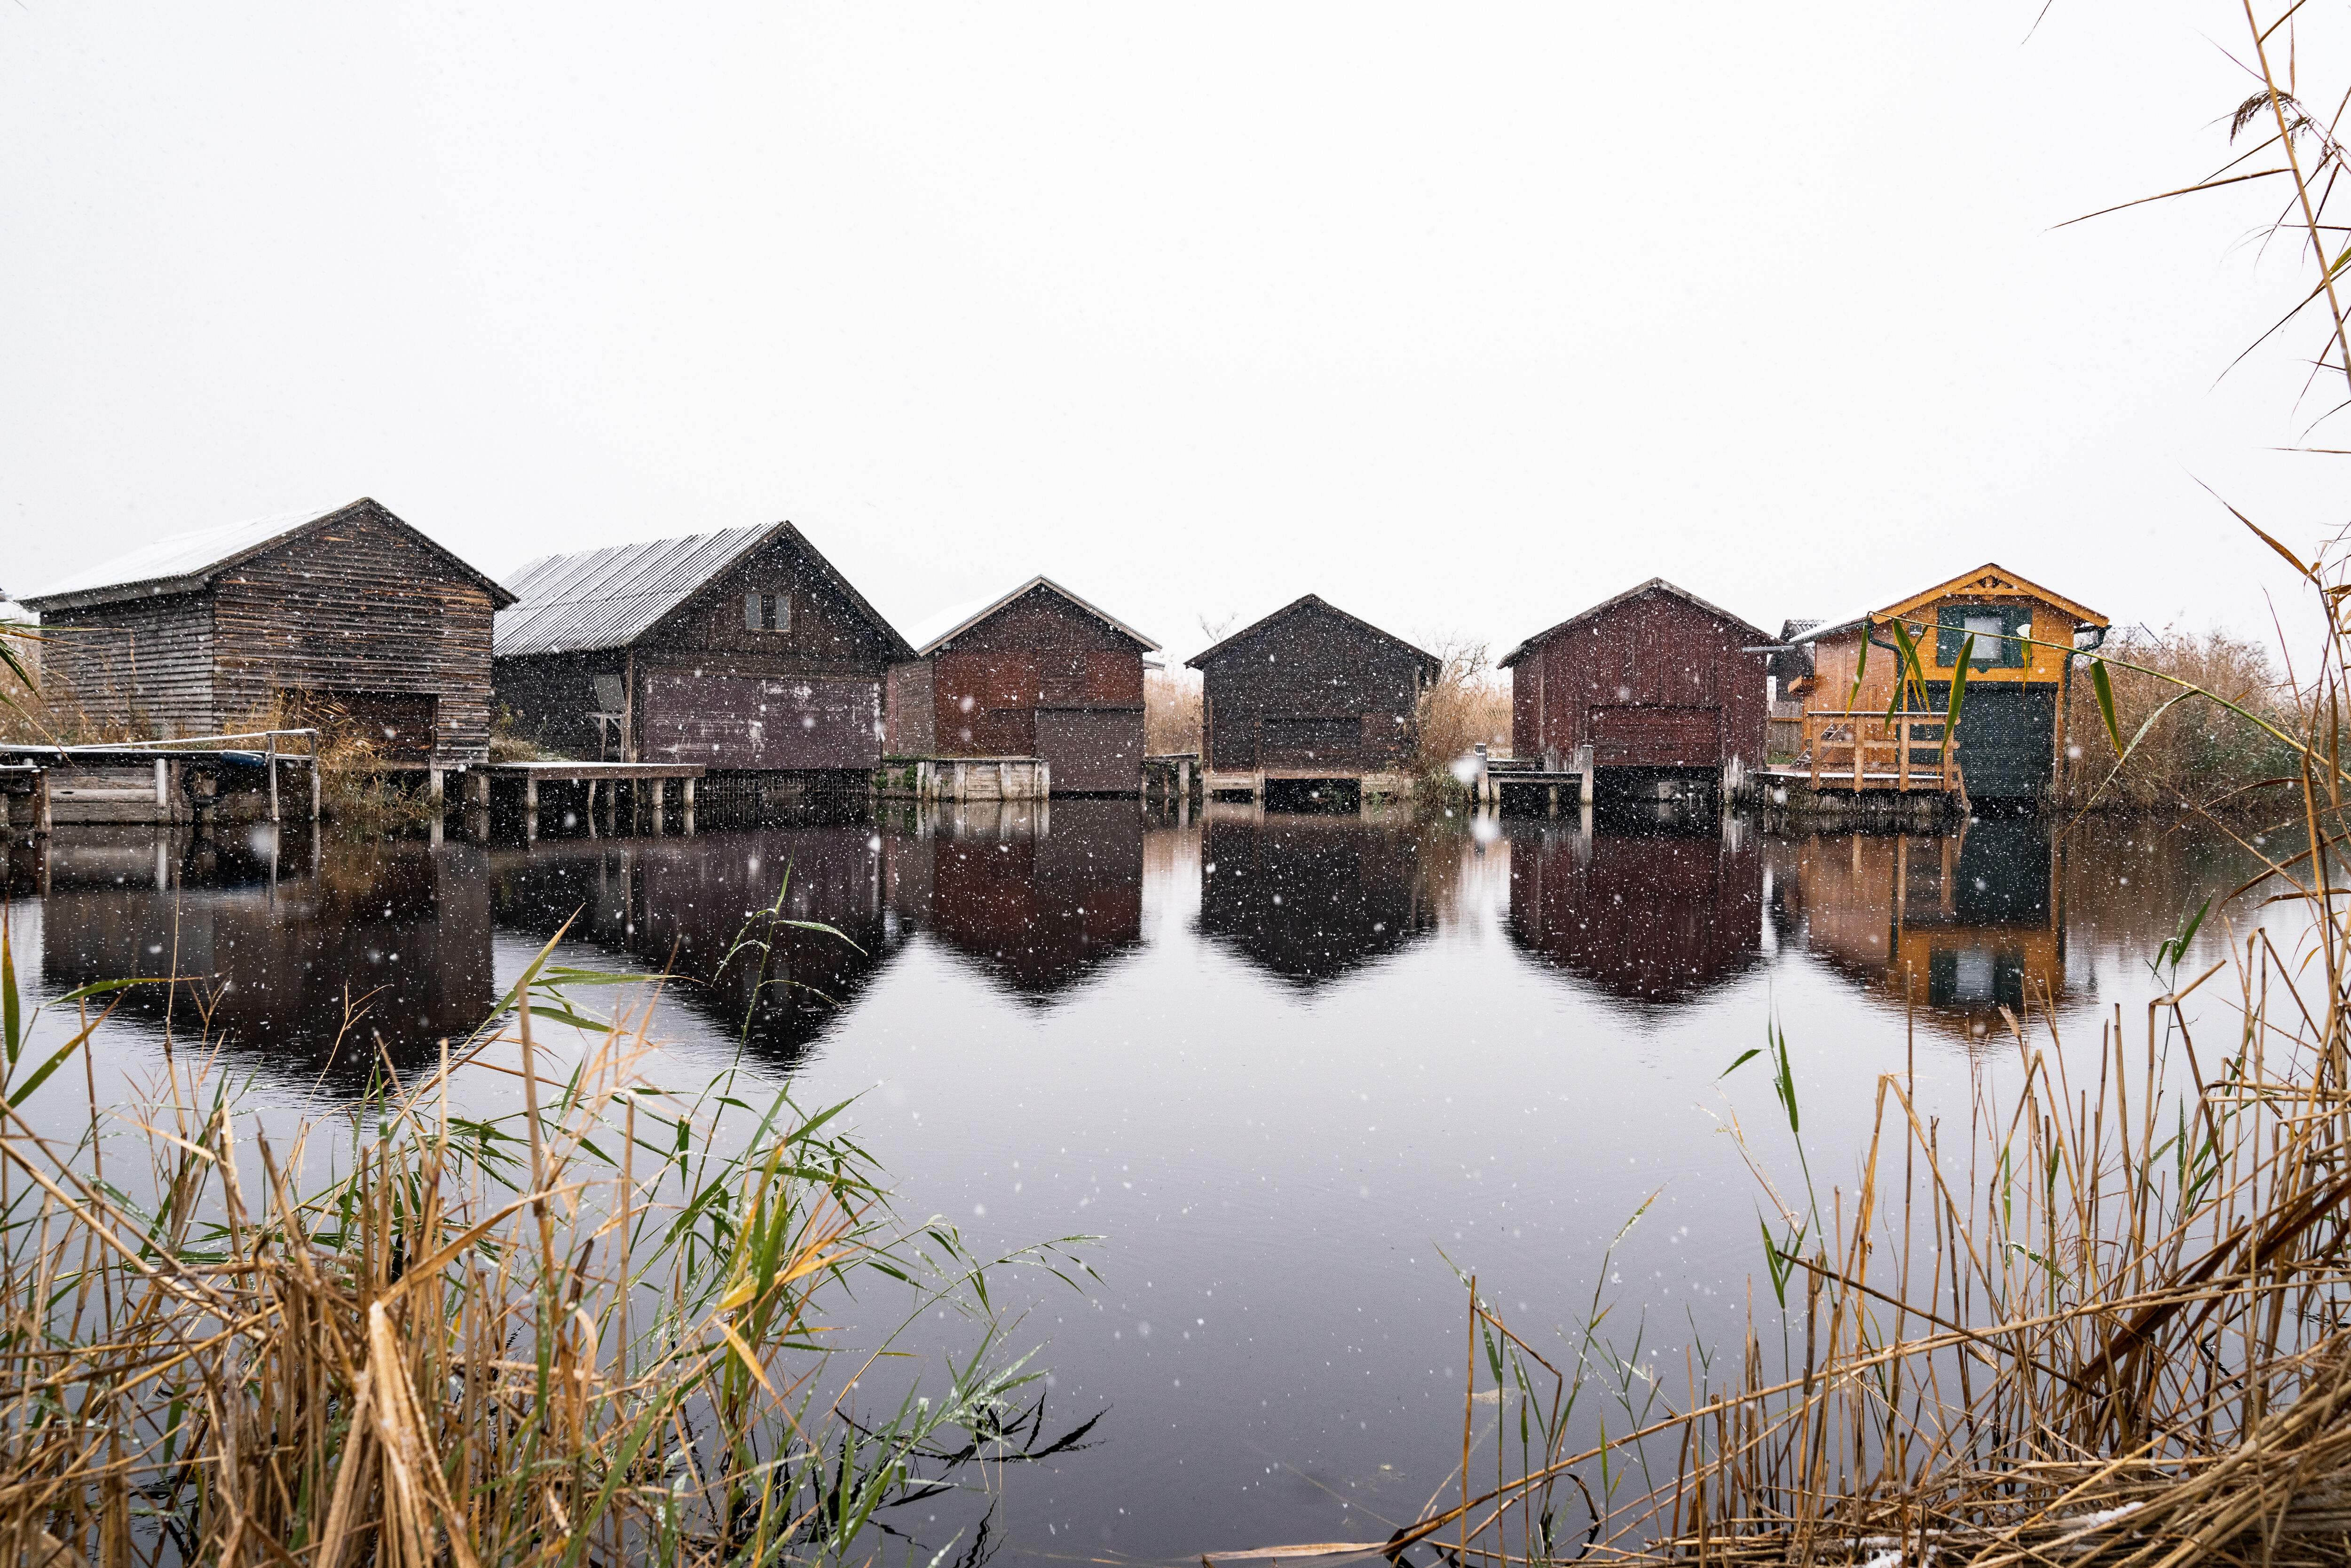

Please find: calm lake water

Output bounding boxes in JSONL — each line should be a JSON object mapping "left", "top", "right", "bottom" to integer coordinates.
{"left": 0, "top": 800, "right": 2277, "bottom": 1561}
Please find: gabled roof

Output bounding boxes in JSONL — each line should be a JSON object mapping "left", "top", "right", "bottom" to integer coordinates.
{"left": 1499, "top": 579, "right": 1772, "bottom": 669}
{"left": 20, "top": 498, "right": 515, "bottom": 613}
{"left": 1184, "top": 593, "right": 1440, "bottom": 676}
{"left": 495, "top": 521, "right": 912, "bottom": 660}
{"left": 1877, "top": 563, "right": 2108, "bottom": 629}
{"left": 905, "top": 575, "right": 1160, "bottom": 657}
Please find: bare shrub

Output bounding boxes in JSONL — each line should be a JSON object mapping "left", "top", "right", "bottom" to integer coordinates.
{"left": 2056, "top": 623, "right": 2299, "bottom": 810}
{"left": 1412, "top": 634, "right": 1512, "bottom": 781}
{"left": 1145, "top": 668, "right": 1202, "bottom": 756}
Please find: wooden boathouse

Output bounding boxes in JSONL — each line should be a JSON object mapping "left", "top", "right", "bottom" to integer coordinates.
{"left": 1778, "top": 564, "right": 2109, "bottom": 805}
{"left": 1498, "top": 579, "right": 1773, "bottom": 807}
{"left": 885, "top": 575, "right": 1159, "bottom": 795}
{"left": 1187, "top": 594, "right": 1438, "bottom": 806}
{"left": 19, "top": 498, "right": 513, "bottom": 763}
{"left": 492, "top": 522, "right": 912, "bottom": 781}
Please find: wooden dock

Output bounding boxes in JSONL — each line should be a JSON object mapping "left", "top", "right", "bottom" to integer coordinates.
{"left": 0, "top": 732, "right": 321, "bottom": 833}
{"left": 872, "top": 756, "right": 1049, "bottom": 802}
{"left": 458, "top": 761, "right": 706, "bottom": 841}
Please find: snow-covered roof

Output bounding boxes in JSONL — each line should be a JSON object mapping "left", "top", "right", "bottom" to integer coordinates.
{"left": 902, "top": 575, "right": 1159, "bottom": 658}
{"left": 1787, "top": 614, "right": 1871, "bottom": 645}
{"left": 20, "top": 499, "right": 513, "bottom": 612}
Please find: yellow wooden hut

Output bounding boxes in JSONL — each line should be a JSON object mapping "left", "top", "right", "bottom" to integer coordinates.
{"left": 1782, "top": 564, "right": 2109, "bottom": 802}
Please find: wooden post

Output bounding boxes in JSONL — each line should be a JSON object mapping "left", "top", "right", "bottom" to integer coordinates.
{"left": 1897, "top": 717, "right": 1911, "bottom": 792}
{"left": 35, "top": 768, "right": 51, "bottom": 838}
{"left": 309, "top": 755, "right": 321, "bottom": 822}
{"left": 524, "top": 773, "right": 539, "bottom": 843}
{"left": 267, "top": 733, "right": 280, "bottom": 822}
{"left": 429, "top": 767, "right": 445, "bottom": 816}
{"left": 682, "top": 776, "right": 695, "bottom": 835}
{"left": 154, "top": 758, "right": 168, "bottom": 821}
{"left": 651, "top": 778, "right": 667, "bottom": 835}
{"left": 1809, "top": 716, "right": 1821, "bottom": 791}
{"left": 1178, "top": 758, "right": 1191, "bottom": 804}
{"left": 1547, "top": 783, "right": 1559, "bottom": 818}
{"left": 1575, "top": 743, "right": 1594, "bottom": 806}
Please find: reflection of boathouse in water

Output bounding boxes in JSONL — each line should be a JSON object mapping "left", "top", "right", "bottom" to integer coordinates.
{"left": 1196, "top": 807, "right": 1437, "bottom": 990}
{"left": 1505, "top": 818, "right": 1764, "bottom": 1007}
{"left": 885, "top": 799, "right": 1144, "bottom": 1003}
{"left": 18, "top": 830, "right": 495, "bottom": 1083}
{"left": 485, "top": 826, "right": 903, "bottom": 1063}
{"left": 1770, "top": 819, "right": 2062, "bottom": 1037}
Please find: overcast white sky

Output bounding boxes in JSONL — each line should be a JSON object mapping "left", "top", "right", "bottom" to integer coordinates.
{"left": 5, "top": 3, "right": 2348, "bottom": 662}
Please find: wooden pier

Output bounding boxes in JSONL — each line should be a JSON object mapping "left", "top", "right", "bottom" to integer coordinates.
{"left": 458, "top": 761, "right": 705, "bottom": 841}
{"left": 1483, "top": 752, "right": 1590, "bottom": 815}
{"left": 0, "top": 731, "right": 321, "bottom": 834}
{"left": 872, "top": 755, "right": 1050, "bottom": 802}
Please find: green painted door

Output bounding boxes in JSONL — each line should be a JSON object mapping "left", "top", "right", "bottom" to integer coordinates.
{"left": 1926, "top": 684, "right": 2058, "bottom": 801}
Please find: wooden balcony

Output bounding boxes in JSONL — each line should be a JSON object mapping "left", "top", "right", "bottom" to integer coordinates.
{"left": 1763, "top": 709, "right": 1964, "bottom": 795}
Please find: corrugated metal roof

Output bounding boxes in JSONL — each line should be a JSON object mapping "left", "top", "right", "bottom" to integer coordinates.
{"left": 25, "top": 504, "right": 347, "bottom": 605}
{"left": 905, "top": 575, "right": 1161, "bottom": 657}
{"left": 495, "top": 527, "right": 774, "bottom": 657}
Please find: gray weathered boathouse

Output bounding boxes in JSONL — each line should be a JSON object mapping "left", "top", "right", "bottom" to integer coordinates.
{"left": 492, "top": 522, "right": 912, "bottom": 777}
{"left": 1187, "top": 594, "right": 1438, "bottom": 804}
{"left": 19, "top": 498, "right": 513, "bottom": 763}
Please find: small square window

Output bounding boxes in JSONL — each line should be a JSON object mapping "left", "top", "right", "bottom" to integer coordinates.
{"left": 744, "top": 592, "right": 788, "bottom": 632}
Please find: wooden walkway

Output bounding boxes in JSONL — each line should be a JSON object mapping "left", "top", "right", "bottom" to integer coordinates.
{"left": 456, "top": 762, "right": 706, "bottom": 841}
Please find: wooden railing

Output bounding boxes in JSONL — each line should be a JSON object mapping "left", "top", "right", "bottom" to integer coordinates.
{"left": 1801, "top": 710, "right": 1962, "bottom": 793}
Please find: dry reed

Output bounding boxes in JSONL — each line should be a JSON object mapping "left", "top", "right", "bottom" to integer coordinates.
{"left": 0, "top": 913, "right": 1087, "bottom": 1567}
{"left": 1145, "top": 669, "right": 1202, "bottom": 757}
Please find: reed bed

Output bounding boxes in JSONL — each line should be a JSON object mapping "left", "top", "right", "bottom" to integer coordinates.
{"left": 0, "top": 914, "right": 1085, "bottom": 1568}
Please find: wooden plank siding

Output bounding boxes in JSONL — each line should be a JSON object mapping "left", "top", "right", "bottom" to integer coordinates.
{"left": 915, "top": 585, "right": 1149, "bottom": 792}
{"left": 1189, "top": 596, "right": 1437, "bottom": 776}
{"left": 1504, "top": 581, "right": 1770, "bottom": 774}
{"left": 27, "top": 499, "right": 509, "bottom": 761}
{"left": 1784, "top": 567, "right": 2109, "bottom": 803}
{"left": 491, "top": 524, "right": 907, "bottom": 772}
{"left": 631, "top": 532, "right": 898, "bottom": 770}
{"left": 211, "top": 505, "right": 503, "bottom": 761}
{"left": 38, "top": 592, "right": 217, "bottom": 738}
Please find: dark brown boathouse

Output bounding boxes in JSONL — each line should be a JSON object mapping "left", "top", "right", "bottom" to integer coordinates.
{"left": 493, "top": 522, "right": 912, "bottom": 775}
{"left": 886, "top": 575, "right": 1160, "bottom": 794}
{"left": 20, "top": 497, "right": 513, "bottom": 763}
{"left": 1188, "top": 594, "right": 1439, "bottom": 804}
{"left": 1499, "top": 578, "right": 1772, "bottom": 804}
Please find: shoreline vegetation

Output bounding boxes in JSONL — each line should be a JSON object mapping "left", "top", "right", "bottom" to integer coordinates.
{"left": 1304, "top": 14, "right": 2351, "bottom": 1559}
{"left": 0, "top": 917, "right": 1093, "bottom": 1567}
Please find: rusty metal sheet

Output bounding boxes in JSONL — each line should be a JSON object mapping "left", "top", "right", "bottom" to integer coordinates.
{"left": 1036, "top": 709, "right": 1142, "bottom": 791}
{"left": 642, "top": 673, "right": 881, "bottom": 769}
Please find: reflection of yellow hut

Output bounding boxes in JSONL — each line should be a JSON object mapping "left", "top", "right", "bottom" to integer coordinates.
{"left": 1777, "top": 819, "right": 2064, "bottom": 1042}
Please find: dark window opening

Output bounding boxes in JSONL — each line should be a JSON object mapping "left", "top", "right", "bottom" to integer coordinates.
{"left": 744, "top": 592, "right": 789, "bottom": 633}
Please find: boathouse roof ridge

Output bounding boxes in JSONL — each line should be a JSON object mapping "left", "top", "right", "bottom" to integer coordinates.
{"left": 1183, "top": 593, "right": 1440, "bottom": 675}
{"left": 1499, "top": 578, "right": 1772, "bottom": 669}
{"left": 903, "top": 575, "right": 1161, "bottom": 658}
{"left": 1877, "top": 563, "right": 2109, "bottom": 630}
{"left": 1786, "top": 565, "right": 2110, "bottom": 647}
{"left": 496, "top": 521, "right": 913, "bottom": 660}
{"left": 21, "top": 498, "right": 516, "bottom": 614}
